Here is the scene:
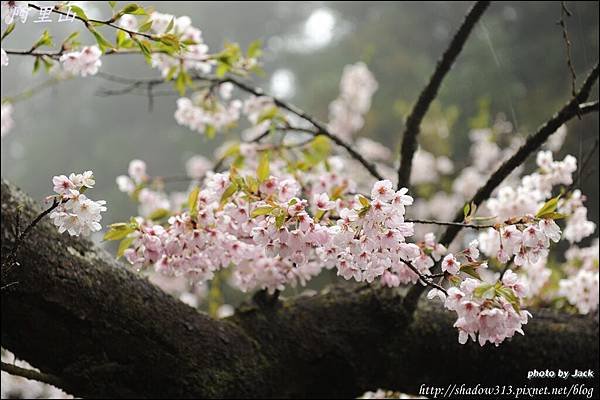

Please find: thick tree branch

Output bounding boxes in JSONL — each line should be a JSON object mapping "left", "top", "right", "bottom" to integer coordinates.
{"left": 396, "top": 1, "right": 490, "bottom": 190}
{"left": 1, "top": 179, "right": 599, "bottom": 398}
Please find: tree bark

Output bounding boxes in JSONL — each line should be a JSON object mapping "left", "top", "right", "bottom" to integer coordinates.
{"left": 1, "top": 179, "right": 598, "bottom": 398}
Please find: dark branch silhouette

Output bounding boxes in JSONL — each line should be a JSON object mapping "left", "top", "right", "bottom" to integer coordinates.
{"left": 396, "top": 1, "right": 490, "bottom": 190}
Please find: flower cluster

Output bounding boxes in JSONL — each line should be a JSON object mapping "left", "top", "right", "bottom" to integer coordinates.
{"left": 59, "top": 46, "right": 103, "bottom": 77}
{"left": 186, "top": 154, "right": 213, "bottom": 179}
{"left": 116, "top": 159, "right": 174, "bottom": 217}
{"left": 429, "top": 270, "right": 531, "bottom": 346}
{"left": 558, "top": 239, "right": 599, "bottom": 314}
{"left": 484, "top": 152, "right": 577, "bottom": 221}
{"left": 479, "top": 218, "right": 561, "bottom": 268}
{"left": 174, "top": 87, "right": 241, "bottom": 136}
{"left": 328, "top": 62, "right": 378, "bottom": 140}
{"left": 145, "top": 12, "right": 214, "bottom": 77}
{"left": 121, "top": 171, "right": 326, "bottom": 292}
{"left": 559, "top": 190, "right": 596, "bottom": 243}
{"left": 49, "top": 171, "right": 107, "bottom": 236}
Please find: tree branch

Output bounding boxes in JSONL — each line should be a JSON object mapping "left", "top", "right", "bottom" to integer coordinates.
{"left": 396, "top": 1, "right": 490, "bottom": 190}
{"left": 1, "top": 179, "right": 599, "bottom": 398}
{"left": 1, "top": 361, "right": 65, "bottom": 390}
{"left": 404, "top": 62, "right": 599, "bottom": 310}
{"left": 26, "top": 2, "right": 158, "bottom": 42}
{"left": 95, "top": 71, "right": 385, "bottom": 181}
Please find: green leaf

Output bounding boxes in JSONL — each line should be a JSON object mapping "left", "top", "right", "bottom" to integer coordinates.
{"left": 536, "top": 195, "right": 561, "bottom": 218}
{"left": 117, "top": 236, "right": 135, "bottom": 259}
{"left": 188, "top": 186, "right": 200, "bottom": 216}
{"left": 205, "top": 124, "right": 216, "bottom": 139}
{"left": 301, "top": 135, "right": 332, "bottom": 169}
{"left": 544, "top": 212, "right": 568, "bottom": 220}
{"left": 159, "top": 33, "right": 179, "bottom": 48}
{"left": 496, "top": 286, "right": 521, "bottom": 312}
{"left": 246, "top": 176, "right": 257, "bottom": 194}
{"left": 1, "top": 23, "right": 16, "bottom": 42}
{"left": 358, "top": 195, "right": 370, "bottom": 208}
{"left": 116, "top": 29, "right": 127, "bottom": 48}
{"left": 164, "top": 66, "right": 178, "bottom": 81}
{"left": 147, "top": 208, "right": 170, "bottom": 221}
{"left": 33, "top": 57, "right": 41, "bottom": 74}
{"left": 315, "top": 209, "right": 326, "bottom": 221}
{"left": 103, "top": 223, "right": 135, "bottom": 241}
{"left": 330, "top": 185, "right": 347, "bottom": 200}
{"left": 256, "top": 106, "right": 280, "bottom": 124}
{"left": 251, "top": 206, "right": 274, "bottom": 218}
{"left": 461, "top": 265, "right": 481, "bottom": 280}
{"left": 138, "top": 19, "right": 153, "bottom": 33}
{"left": 221, "top": 143, "right": 241, "bottom": 159}
{"left": 216, "top": 63, "right": 229, "bottom": 77}
{"left": 220, "top": 182, "right": 239, "bottom": 205}
{"left": 109, "top": 1, "right": 117, "bottom": 9}
{"left": 275, "top": 213, "right": 286, "bottom": 228}
{"left": 41, "top": 57, "right": 54, "bottom": 72}
{"left": 125, "top": 4, "right": 146, "bottom": 15}
{"left": 165, "top": 17, "right": 175, "bottom": 33}
{"left": 257, "top": 151, "right": 270, "bottom": 182}
{"left": 473, "top": 284, "right": 495, "bottom": 299}
{"left": 121, "top": 3, "right": 140, "bottom": 14}
{"left": 89, "top": 28, "right": 113, "bottom": 52}
{"left": 32, "top": 30, "right": 53, "bottom": 50}
{"left": 247, "top": 39, "right": 262, "bottom": 58}
{"left": 463, "top": 203, "right": 471, "bottom": 219}
{"left": 174, "top": 69, "right": 187, "bottom": 96}
{"left": 69, "top": 5, "right": 88, "bottom": 21}
{"left": 134, "top": 38, "right": 152, "bottom": 63}
{"left": 61, "top": 31, "right": 80, "bottom": 48}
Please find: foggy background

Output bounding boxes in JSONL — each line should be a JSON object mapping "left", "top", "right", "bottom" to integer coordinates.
{"left": 1, "top": 1, "right": 598, "bottom": 238}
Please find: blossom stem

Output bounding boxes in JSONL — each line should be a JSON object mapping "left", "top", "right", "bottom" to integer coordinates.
{"left": 403, "top": 260, "right": 448, "bottom": 295}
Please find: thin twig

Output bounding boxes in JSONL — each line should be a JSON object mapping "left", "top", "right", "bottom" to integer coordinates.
{"left": 396, "top": 1, "right": 490, "bottom": 190}
{"left": 558, "top": 2, "right": 578, "bottom": 99}
{"left": 27, "top": 2, "right": 157, "bottom": 42}
{"left": 2, "top": 199, "right": 61, "bottom": 279}
{"left": 565, "top": 138, "right": 599, "bottom": 193}
{"left": 403, "top": 260, "right": 448, "bottom": 295}
{"left": 405, "top": 218, "right": 495, "bottom": 230}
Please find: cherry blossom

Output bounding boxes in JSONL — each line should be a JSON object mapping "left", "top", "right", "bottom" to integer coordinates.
{"left": 49, "top": 172, "right": 107, "bottom": 237}
{"left": 430, "top": 274, "right": 532, "bottom": 346}
{"left": 441, "top": 253, "right": 461, "bottom": 275}
{"left": 59, "top": 46, "right": 102, "bottom": 77}
{"left": 328, "top": 62, "right": 378, "bottom": 140}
